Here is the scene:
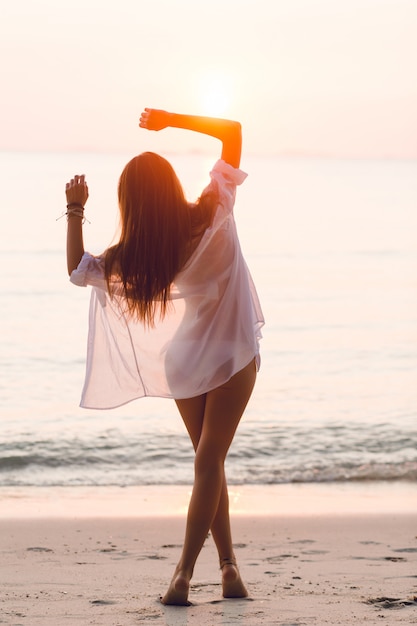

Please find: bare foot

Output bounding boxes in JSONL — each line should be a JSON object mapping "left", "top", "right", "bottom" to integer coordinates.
{"left": 221, "top": 562, "right": 248, "bottom": 598}
{"left": 160, "top": 570, "right": 191, "bottom": 606}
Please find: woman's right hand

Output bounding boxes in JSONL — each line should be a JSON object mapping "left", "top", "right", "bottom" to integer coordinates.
{"left": 139, "top": 109, "right": 242, "bottom": 167}
{"left": 139, "top": 108, "right": 171, "bottom": 131}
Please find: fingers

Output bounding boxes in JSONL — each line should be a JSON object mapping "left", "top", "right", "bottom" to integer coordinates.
{"left": 139, "top": 109, "right": 151, "bottom": 128}
{"left": 65, "top": 174, "right": 89, "bottom": 205}
{"left": 66, "top": 174, "right": 87, "bottom": 187}
{"left": 138, "top": 108, "right": 167, "bottom": 131}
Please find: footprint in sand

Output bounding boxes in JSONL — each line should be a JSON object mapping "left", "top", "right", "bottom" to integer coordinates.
{"left": 366, "top": 596, "right": 417, "bottom": 610}
{"left": 26, "top": 546, "right": 54, "bottom": 553}
{"left": 392, "top": 547, "right": 417, "bottom": 553}
{"left": 90, "top": 599, "right": 117, "bottom": 606}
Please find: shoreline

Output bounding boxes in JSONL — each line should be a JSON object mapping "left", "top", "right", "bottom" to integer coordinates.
{"left": 1, "top": 481, "right": 416, "bottom": 518}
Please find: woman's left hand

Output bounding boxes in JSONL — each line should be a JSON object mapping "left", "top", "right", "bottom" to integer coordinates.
{"left": 65, "top": 174, "right": 89, "bottom": 206}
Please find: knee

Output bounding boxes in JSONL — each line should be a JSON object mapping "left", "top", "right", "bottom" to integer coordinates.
{"left": 194, "top": 446, "right": 224, "bottom": 478}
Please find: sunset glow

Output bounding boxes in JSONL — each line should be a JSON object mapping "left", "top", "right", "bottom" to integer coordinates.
{"left": 197, "top": 72, "right": 231, "bottom": 117}
{"left": 0, "top": 0, "right": 416, "bottom": 157}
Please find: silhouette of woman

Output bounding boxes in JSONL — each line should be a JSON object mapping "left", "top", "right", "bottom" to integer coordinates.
{"left": 65, "top": 108, "right": 264, "bottom": 604}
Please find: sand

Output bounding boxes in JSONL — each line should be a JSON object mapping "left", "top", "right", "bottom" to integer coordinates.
{"left": 1, "top": 485, "right": 417, "bottom": 625}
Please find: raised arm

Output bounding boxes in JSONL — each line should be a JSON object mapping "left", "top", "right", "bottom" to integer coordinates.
{"left": 65, "top": 174, "right": 89, "bottom": 275}
{"left": 139, "top": 109, "right": 242, "bottom": 168}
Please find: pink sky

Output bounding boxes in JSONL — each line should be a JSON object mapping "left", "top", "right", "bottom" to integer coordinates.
{"left": 1, "top": 0, "right": 416, "bottom": 157}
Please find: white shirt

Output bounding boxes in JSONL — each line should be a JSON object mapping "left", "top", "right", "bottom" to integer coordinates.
{"left": 70, "top": 159, "right": 264, "bottom": 408}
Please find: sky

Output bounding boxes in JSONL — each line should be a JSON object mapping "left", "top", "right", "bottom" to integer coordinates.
{"left": 1, "top": 0, "right": 416, "bottom": 157}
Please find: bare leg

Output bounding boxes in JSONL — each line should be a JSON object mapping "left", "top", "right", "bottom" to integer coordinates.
{"left": 175, "top": 396, "right": 236, "bottom": 560}
{"left": 161, "top": 360, "right": 256, "bottom": 605}
{"left": 212, "top": 481, "right": 248, "bottom": 598}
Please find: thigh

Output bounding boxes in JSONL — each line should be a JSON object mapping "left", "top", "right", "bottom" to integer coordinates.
{"left": 199, "top": 359, "right": 257, "bottom": 461}
{"left": 175, "top": 395, "right": 207, "bottom": 451}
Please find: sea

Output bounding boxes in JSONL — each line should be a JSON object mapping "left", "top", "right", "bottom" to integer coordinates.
{"left": 1, "top": 151, "right": 416, "bottom": 490}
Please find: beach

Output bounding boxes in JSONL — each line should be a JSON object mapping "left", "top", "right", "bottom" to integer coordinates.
{"left": 1, "top": 153, "right": 416, "bottom": 623}
{"left": 1, "top": 485, "right": 417, "bottom": 625}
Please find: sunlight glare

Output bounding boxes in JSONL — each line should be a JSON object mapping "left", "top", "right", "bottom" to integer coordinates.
{"left": 198, "top": 72, "right": 231, "bottom": 117}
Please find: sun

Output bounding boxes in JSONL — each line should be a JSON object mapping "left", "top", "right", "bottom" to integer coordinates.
{"left": 197, "top": 72, "right": 231, "bottom": 117}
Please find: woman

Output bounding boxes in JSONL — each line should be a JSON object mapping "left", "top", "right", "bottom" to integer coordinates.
{"left": 65, "top": 109, "right": 264, "bottom": 605}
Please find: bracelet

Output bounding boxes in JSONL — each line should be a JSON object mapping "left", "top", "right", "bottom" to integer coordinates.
{"left": 66, "top": 207, "right": 85, "bottom": 219}
{"left": 56, "top": 203, "right": 90, "bottom": 224}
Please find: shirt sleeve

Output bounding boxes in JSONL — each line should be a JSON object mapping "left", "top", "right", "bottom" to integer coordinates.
{"left": 70, "top": 252, "right": 107, "bottom": 289}
{"left": 208, "top": 160, "right": 248, "bottom": 213}
{"left": 201, "top": 160, "right": 248, "bottom": 237}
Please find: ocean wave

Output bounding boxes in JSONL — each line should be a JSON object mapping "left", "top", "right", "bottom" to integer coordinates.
{"left": 0, "top": 422, "right": 416, "bottom": 487}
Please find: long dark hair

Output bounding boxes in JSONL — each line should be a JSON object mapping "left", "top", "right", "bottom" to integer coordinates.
{"left": 104, "top": 152, "right": 216, "bottom": 325}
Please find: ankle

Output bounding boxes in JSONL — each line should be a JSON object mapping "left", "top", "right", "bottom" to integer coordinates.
{"left": 174, "top": 562, "right": 194, "bottom": 581}
{"left": 219, "top": 556, "right": 237, "bottom": 570}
